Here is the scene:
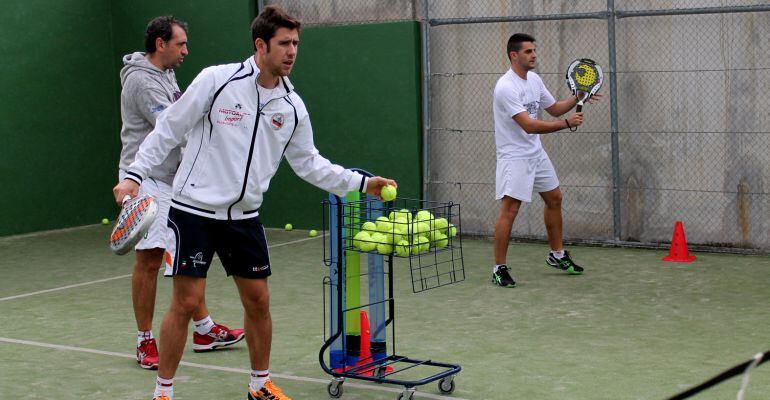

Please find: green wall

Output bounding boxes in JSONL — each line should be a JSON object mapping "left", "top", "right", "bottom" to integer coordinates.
{"left": 260, "top": 21, "right": 423, "bottom": 230}
{"left": 0, "top": 0, "right": 118, "bottom": 236}
{"left": 110, "top": 0, "right": 255, "bottom": 89}
{"left": 0, "top": 3, "right": 421, "bottom": 236}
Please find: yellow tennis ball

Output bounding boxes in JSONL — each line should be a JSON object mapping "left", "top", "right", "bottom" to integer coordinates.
{"left": 448, "top": 223, "right": 457, "bottom": 237}
{"left": 413, "top": 236, "right": 430, "bottom": 254}
{"left": 361, "top": 221, "right": 377, "bottom": 233}
{"left": 284, "top": 223, "right": 293, "bottom": 231}
{"left": 415, "top": 210, "right": 434, "bottom": 223}
{"left": 432, "top": 232, "right": 448, "bottom": 249}
{"left": 353, "top": 231, "right": 371, "bottom": 250}
{"left": 395, "top": 239, "right": 411, "bottom": 257}
{"left": 309, "top": 230, "right": 318, "bottom": 237}
{"left": 380, "top": 185, "right": 397, "bottom": 202}
{"left": 101, "top": 218, "right": 109, "bottom": 225}
{"left": 377, "top": 242, "right": 393, "bottom": 255}
{"left": 433, "top": 217, "right": 448, "bottom": 232}
{"left": 376, "top": 217, "right": 393, "bottom": 233}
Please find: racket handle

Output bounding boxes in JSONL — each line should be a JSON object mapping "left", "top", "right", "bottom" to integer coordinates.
{"left": 121, "top": 194, "right": 132, "bottom": 206}
{"left": 576, "top": 104, "right": 583, "bottom": 113}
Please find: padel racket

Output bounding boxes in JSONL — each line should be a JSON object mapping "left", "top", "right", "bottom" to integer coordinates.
{"left": 566, "top": 58, "right": 603, "bottom": 131}
{"left": 109, "top": 194, "right": 158, "bottom": 255}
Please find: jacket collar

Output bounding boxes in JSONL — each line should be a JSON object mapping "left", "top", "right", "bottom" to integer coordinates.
{"left": 247, "top": 55, "right": 295, "bottom": 94}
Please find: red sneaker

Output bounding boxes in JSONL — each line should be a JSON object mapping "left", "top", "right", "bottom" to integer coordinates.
{"left": 137, "top": 338, "right": 159, "bottom": 370}
{"left": 192, "top": 323, "right": 245, "bottom": 352}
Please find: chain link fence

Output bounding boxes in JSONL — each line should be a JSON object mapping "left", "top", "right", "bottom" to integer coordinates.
{"left": 426, "top": 0, "right": 770, "bottom": 253}
{"left": 262, "top": 0, "right": 770, "bottom": 252}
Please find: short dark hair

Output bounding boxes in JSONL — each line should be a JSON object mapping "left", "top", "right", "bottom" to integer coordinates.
{"left": 251, "top": 5, "right": 301, "bottom": 51}
{"left": 506, "top": 33, "right": 535, "bottom": 56}
{"left": 144, "top": 16, "right": 188, "bottom": 54}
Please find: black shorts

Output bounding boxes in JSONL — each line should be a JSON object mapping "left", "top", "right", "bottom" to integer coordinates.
{"left": 164, "top": 207, "right": 272, "bottom": 279}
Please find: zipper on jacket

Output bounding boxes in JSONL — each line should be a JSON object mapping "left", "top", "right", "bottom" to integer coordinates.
{"left": 227, "top": 74, "right": 295, "bottom": 220}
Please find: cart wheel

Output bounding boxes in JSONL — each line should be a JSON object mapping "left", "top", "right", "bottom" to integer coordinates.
{"left": 438, "top": 376, "right": 456, "bottom": 394}
{"left": 396, "top": 390, "right": 414, "bottom": 400}
{"left": 327, "top": 380, "right": 343, "bottom": 398}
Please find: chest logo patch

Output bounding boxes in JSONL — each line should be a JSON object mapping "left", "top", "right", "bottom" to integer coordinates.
{"left": 271, "top": 113, "right": 284, "bottom": 130}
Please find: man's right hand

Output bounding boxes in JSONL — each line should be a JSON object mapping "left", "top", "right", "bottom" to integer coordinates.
{"left": 112, "top": 179, "right": 140, "bottom": 206}
{"left": 567, "top": 112, "right": 584, "bottom": 128}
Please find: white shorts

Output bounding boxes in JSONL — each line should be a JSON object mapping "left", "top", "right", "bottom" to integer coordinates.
{"left": 118, "top": 170, "right": 172, "bottom": 250}
{"left": 495, "top": 155, "right": 560, "bottom": 202}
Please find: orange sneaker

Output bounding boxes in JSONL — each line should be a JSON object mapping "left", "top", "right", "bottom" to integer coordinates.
{"left": 247, "top": 380, "right": 292, "bottom": 400}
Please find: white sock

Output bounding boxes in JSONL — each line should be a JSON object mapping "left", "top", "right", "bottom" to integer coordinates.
{"left": 193, "top": 315, "right": 215, "bottom": 335}
{"left": 137, "top": 330, "right": 153, "bottom": 346}
{"left": 551, "top": 250, "right": 565, "bottom": 259}
{"left": 493, "top": 264, "right": 506, "bottom": 273}
{"left": 154, "top": 376, "right": 173, "bottom": 399}
{"left": 249, "top": 369, "right": 270, "bottom": 392}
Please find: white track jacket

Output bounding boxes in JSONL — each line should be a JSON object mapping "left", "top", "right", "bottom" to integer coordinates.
{"left": 126, "top": 56, "right": 368, "bottom": 220}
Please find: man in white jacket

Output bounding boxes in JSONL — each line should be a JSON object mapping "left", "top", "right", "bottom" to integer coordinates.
{"left": 118, "top": 16, "right": 243, "bottom": 372}
{"left": 113, "top": 6, "right": 397, "bottom": 400}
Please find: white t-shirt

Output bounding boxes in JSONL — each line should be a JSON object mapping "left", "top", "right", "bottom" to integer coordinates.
{"left": 493, "top": 69, "right": 556, "bottom": 160}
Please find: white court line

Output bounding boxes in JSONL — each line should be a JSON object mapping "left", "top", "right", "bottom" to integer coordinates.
{"left": 0, "top": 236, "right": 321, "bottom": 302}
{"left": 0, "top": 337, "right": 466, "bottom": 400}
{"left": 0, "top": 274, "right": 133, "bottom": 302}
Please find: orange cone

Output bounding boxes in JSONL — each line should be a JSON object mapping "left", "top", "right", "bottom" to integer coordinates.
{"left": 358, "top": 311, "right": 371, "bottom": 362}
{"left": 662, "top": 221, "right": 696, "bottom": 262}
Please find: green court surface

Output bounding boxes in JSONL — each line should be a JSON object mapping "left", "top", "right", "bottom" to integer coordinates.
{"left": 2, "top": 226, "right": 770, "bottom": 400}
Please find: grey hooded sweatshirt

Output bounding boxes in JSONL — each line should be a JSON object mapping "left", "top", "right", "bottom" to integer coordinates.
{"left": 118, "top": 52, "right": 182, "bottom": 184}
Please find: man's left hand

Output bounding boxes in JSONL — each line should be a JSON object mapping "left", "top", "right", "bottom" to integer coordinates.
{"left": 588, "top": 92, "right": 603, "bottom": 104}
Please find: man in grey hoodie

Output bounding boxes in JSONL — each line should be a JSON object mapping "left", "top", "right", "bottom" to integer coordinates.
{"left": 118, "top": 15, "right": 244, "bottom": 371}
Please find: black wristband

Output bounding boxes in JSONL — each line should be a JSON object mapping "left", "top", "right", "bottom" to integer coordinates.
{"left": 565, "top": 119, "right": 571, "bottom": 129}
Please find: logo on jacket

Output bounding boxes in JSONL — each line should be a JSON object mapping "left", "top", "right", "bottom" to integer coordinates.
{"left": 216, "top": 107, "right": 250, "bottom": 127}
{"left": 235, "top": 103, "right": 242, "bottom": 109}
{"left": 271, "top": 113, "right": 284, "bottom": 130}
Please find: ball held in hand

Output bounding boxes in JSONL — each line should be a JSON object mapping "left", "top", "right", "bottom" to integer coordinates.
{"left": 380, "top": 185, "right": 397, "bottom": 202}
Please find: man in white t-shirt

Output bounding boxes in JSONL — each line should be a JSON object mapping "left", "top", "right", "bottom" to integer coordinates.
{"left": 491, "top": 33, "right": 601, "bottom": 288}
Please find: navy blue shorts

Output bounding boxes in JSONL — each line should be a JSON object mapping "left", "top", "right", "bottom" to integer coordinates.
{"left": 164, "top": 207, "right": 271, "bottom": 279}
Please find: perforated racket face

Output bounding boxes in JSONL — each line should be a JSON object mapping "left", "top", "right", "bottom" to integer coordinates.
{"left": 566, "top": 58, "right": 603, "bottom": 97}
{"left": 109, "top": 195, "right": 158, "bottom": 255}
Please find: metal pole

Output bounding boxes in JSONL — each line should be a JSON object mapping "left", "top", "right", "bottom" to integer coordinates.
{"left": 616, "top": 4, "right": 770, "bottom": 19}
{"left": 607, "top": 0, "right": 621, "bottom": 241}
{"left": 257, "top": 0, "right": 264, "bottom": 13}
{"left": 421, "top": 0, "right": 431, "bottom": 201}
{"left": 429, "top": 11, "right": 609, "bottom": 26}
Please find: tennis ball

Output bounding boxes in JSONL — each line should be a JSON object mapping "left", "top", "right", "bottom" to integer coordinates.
{"left": 368, "top": 232, "right": 387, "bottom": 252}
{"left": 284, "top": 223, "right": 293, "bottom": 231}
{"left": 385, "top": 232, "right": 402, "bottom": 245}
{"left": 380, "top": 185, "right": 397, "bottom": 202}
{"left": 101, "top": 218, "right": 109, "bottom": 225}
{"left": 415, "top": 210, "right": 434, "bottom": 223}
{"left": 448, "top": 223, "right": 457, "bottom": 237}
{"left": 433, "top": 217, "right": 448, "bottom": 232}
{"left": 376, "top": 218, "right": 393, "bottom": 233}
{"left": 309, "top": 229, "right": 318, "bottom": 237}
{"left": 393, "top": 218, "right": 409, "bottom": 233}
{"left": 413, "top": 236, "right": 430, "bottom": 254}
{"left": 389, "top": 209, "right": 412, "bottom": 222}
{"left": 395, "top": 239, "right": 411, "bottom": 257}
{"left": 353, "top": 231, "right": 372, "bottom": 250}
{"left": 377, "top": 242, "right": 393, "bottom": 255}
{"left": 432, "top": 232, "right": 448, "bottom": 249}
{"left": 411, "top": 222, "right": 430, "bottom": 239}
{"left": 361, "top": 221, "right": 377, "bottom": 233}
